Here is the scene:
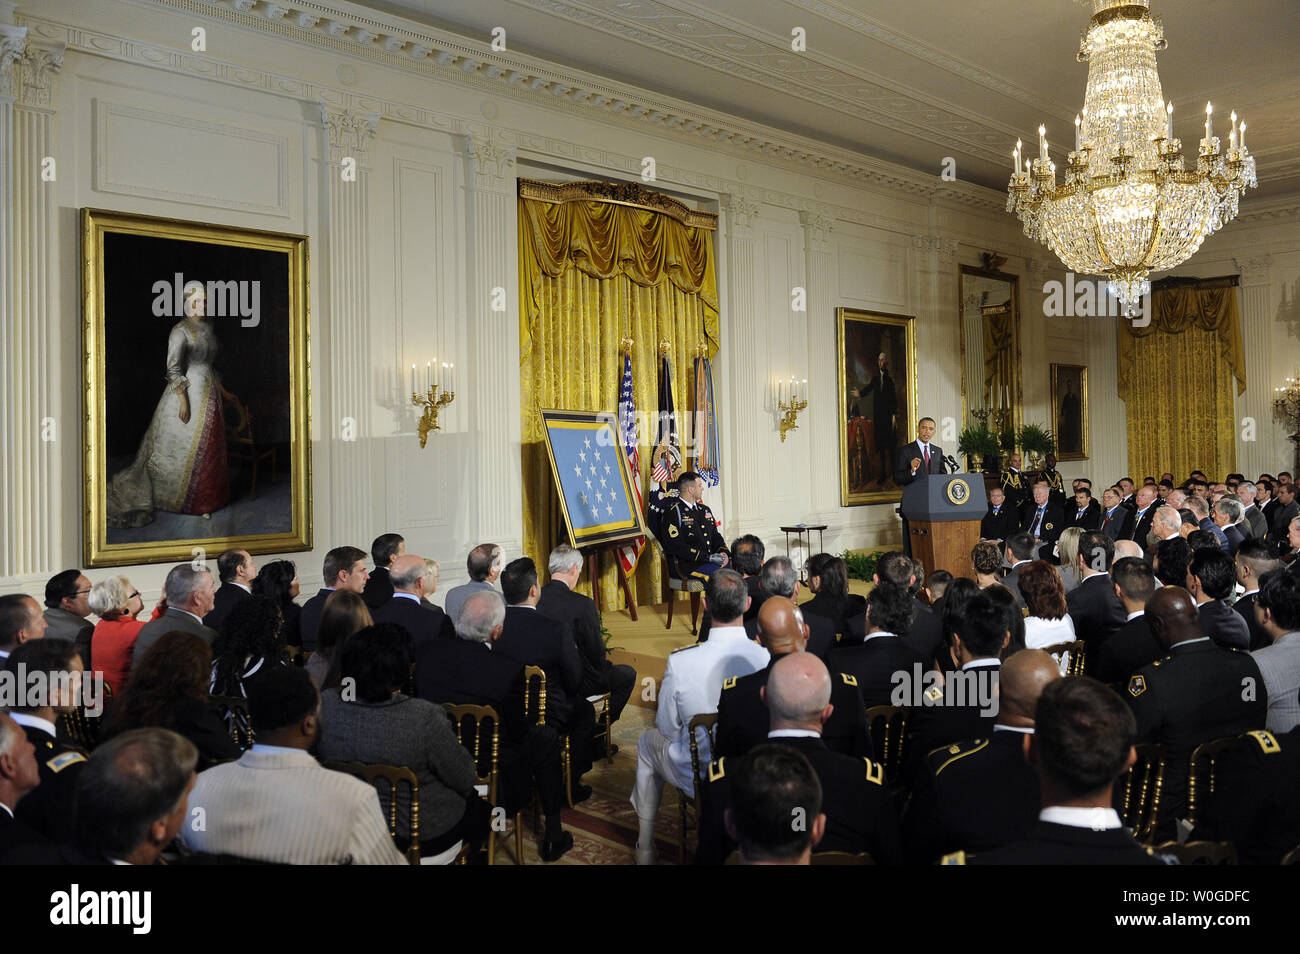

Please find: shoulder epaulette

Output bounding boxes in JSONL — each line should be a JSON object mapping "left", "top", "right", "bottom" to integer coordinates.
{"left": 708, "top": 757, "right": 726, "bottom": 782}
{"left": 47, "top": 750, "right": 87, "bottom": 773}
{"left": 933, "top": 738, "right": 989, "bottom": 777}
{"left": 862, "top": 757, "right": 884, "bottom": 786}
{"left": 722, "top": 676, "right": 738, "bottom": 690}
{"left": 1245, "top": 729, "right": 1280, "bottom": 754}
{"left": 669, "top": 644, "right": 697, "bottom": 655}
{"left": 840, "top": 673, "right": 858, "bottom": 687}
{"left": 939, "top": 850, "right": 967, "bottom": 865}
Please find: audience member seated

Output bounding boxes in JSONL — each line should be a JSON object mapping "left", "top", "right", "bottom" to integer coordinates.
{"left": 496, "top": 556, "right": 594, "bottom": 800}
{"left": 312, "top": 590, "right": 373, "bottom": 690}
{"left": 922, "top": 570, "right": 953, "bottom": 610}
{"left": 1128, "top": 587, "right": 1267, "bottom": 840}
{"left": 720, "top": 743, "right": 826, "bottom": 866}
{"left": 744, "top": 557, "right": 834, "bottom": 659}
{"left": 133, "top": 564, "right": 219, "bottom": 667}
{"left": 373, "top": 553, "right": 455, "bottom": 650}
{"left": 252, "top": 559, "right": 302, "bottom": 648}
{"left": 299, "top": 547, "right": 370, "bottom": 653}
{"left": 1237, "top": 483, "right": 1266, "bottom": 540}
{"left": 971, "top": 541, "right": 1004, "bottom": 590}
{"left": 1124, "top": 484, "right": 1159, "bottom": 547}
{"left": 362, "top": 532, "right": 405, "bottom": 611}
{"left": 1065, "top": 531, "right": 1127, "bottom": 674}
{"left": 209, "top": 596, "right": 286, "bottom": 699}
{"left": 102, "top": 631, "right": 241, "bottom": 770}
{"left": 415, "top": 590, "right": 573, "bottom": 862}
{"left": 934, "top": 577, "right": 981, "bottom": 672}
{"left": 720, "top": 597, "right": 870, "bottom": 759}
{"left": 829, "top": 583, "right": 925, "bottom": 712}
{"left": 801, "top": 554, "right": 866, "bottom": 641}
{"left": 443, "top": 543, "right": 504, "bottom": 626}
{"left": 179, "top": 664, "right": 406, "bottom": 864}
{"left": 42, "top": 569, "right": 94, "bottom": 665}
{"left": 970, "top": 677, "right": 1169, "bottom": 865}
{"left": 204, "top": 549, "right": 256, "bottom": 633}
{"left": 1019, "top": 560, "right": 1075, "bottom": 652}
{"left": 1054, "top": 527, "right": 1084, "bottom": 595}
{"left": 0, "top": 593, "right": 47, "bottom": 662}
{"left": 421, "top": 559, "right": 444, "bottom": 613}
{"left": 1019, "top": 480, "right": 1065, "bottom": 561}
{"left": 1151, "top": 505, "right": 1182, "bottom": 546}
{"left": 905, "top": 649, "right": 1059, "bottom": 864}
{"left": 317, "top": 624, "right": 490, "bottom": 860}
{"left": 873, "top": 551, "right": 943, "bottom": 662}
{"left": 981, "top": 486, "right": 1017, "bottom": 545}
{"left": 1094, "top": 558, "right": 1162, "bottom": 687}
{"left": 3, "top": 639, "right": 86, "bottom": 842}
{"left": 0, "top": 712, "right": 44, "bottom": 855}
{"left": 1283, "top": 515, "right": 1300, "bottom": 567}
{"left": 699, "top": 654, "right": 899, "bottom": 865}
{"left": 536, "top": 543, "right": 636, "bottom": 732}
{"left": 631, "top": 569, "right": 768, "bottom": 865}
{"left": 1186, "top": 547, "right": 1250, "bottom": 650}
{"left": 1234, "top": 540, "right": 1280, "bottom": 650}
{"left": 1212, "top": 498, "right": 1248, "bottom": 556}
{"left": 985, "top": 583, "right": 1027, "bottom": 658}
{"left": 1098, "top": 487, "right": 1129, "bottom": 541}
{"left": 1000, "top": 532, "right": 1036, "bottom": 607}
{"left": 1153, "top": 536, "right": 1193, "bottom": 588}
{"left": 1267, "top": 483, "right": 1299, "bottom": 547}
{"left": 732, "top": 534, "right": 767, "bottom": 624}
{"left": 88, "top": 576, "right": 155, "bottom": 696}
{"left": 1186, "top": 495, "right": 1229, "bottom": 551}
{"left": 1250, "top": 570, "right": 1300, "bottom": 733}
{"left": 1068, "top": 487, "right": 1101, "bottom": 531}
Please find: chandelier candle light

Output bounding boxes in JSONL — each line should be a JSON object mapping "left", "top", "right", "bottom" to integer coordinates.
{"left": 778, "top": 375, "right": 808, "bottom": 443}
{"left": 411, "top": 359, "right": 456, "bottom": 448}
{"left": 1007, "top": 0, "right": 1257, "bottom": 315}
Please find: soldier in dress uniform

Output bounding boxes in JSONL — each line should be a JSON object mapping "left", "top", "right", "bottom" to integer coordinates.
{"left": 1000, "top": 451, "right": 1028, "bottom": 511}
{"left": 1190, "top": 725, "right": 1300, "bottom": 864}
{"left": 1038, "top": 453, "right": 1067, "bottom": 507}
{"left": 1127, "top": 586, "right": 1268, "bottom": 841}
{"left": 3, "top": 639, "right": 88, "bottom": 843}
{"left": 697, "top": 652, "right": 901, "bottom": 864}
{"left": 662, "top": 471, "right": 729, "bottom": 581}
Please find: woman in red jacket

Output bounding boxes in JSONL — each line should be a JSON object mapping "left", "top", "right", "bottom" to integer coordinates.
{"left": 88, "top": 576, "right": 158, "bottom": 695}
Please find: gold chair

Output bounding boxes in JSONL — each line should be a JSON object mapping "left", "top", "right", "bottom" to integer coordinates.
{"left": 443, "top": 703, "right": 524, "bottom": 865}
{"left": 1187, "top": 736, "right": 1240, "bottom": 826}
{"left": 864, "top": 705, "right": 909, "bottom": 783}
{"left": 324, "top": 761, "right": 421, "bottom": 865}
{"left": 1040, "top": 640, "right": 1086, "bottom": 676}
{"left": 589, "top": 691, "right": 614, "bottom": 764}
{"left": 1119, "top": 743, "right": 1164, "bottom": 842}
{"left": 523, "top": 665, "right": 574, "bottom": 813}
{"left": 661, "top": 546, "right": 705, "bottom": 635}
{"left": 811, "top": 851, "right": 875, "bottom": 865}
{"left": 222, "top": 389, "right": 277, "bottom": 498}
{"left": 1153, "top": 840, "right": 1238, "bottom": 865}
{"left": 210, "top": 694, "right": 255, "bottom": 750}
{"left": 675, "top": 711, "right": 718, "bottom": 863}
{"left": 59, "top": 681, "right": 113, "bottom": 751}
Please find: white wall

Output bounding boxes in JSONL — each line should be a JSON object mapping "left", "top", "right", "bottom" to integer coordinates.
{"left": 1, "top": 0, "right": 1297, "bottom": 603}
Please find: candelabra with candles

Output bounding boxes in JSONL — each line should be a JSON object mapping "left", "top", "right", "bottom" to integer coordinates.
{"left": 777, "top": 375, "right": 808, "bottom": 443}
{"left": 1274, "top": 373, "right": 1300, "bottom": 475}
{"left": 410, "top": 360, "right": 456, "bottom": 449}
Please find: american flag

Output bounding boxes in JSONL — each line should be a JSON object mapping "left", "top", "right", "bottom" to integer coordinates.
{"left": 616, "top": 353, "right": 645, "bottom": 573}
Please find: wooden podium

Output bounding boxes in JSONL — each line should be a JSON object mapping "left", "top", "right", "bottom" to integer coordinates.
{"left": 900, "top": 475, "right": 986, "bottom": 580}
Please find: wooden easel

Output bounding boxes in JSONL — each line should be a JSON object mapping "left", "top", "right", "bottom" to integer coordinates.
{"left": 584, "top": 544, "right": 639, "bottom": 622}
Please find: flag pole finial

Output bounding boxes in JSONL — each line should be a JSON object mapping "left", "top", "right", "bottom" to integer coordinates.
{"left": 658, "top": 338, "right": 672, "bottom": 357}
{"left": 620, "top": 335, "right": 634, "bottom": 355}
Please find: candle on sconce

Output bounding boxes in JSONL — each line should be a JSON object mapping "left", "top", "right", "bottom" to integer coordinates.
{"left": 410, "top": 363, "right": 416, "bottom": 395}
{"left": 1038, "top": 125, "right": 1048, "bottom": 162}
{"left": 448, "top": 363, "right": 455, "bottom": 392}
{"left": 1204, "top": 102, "right": 1212, "bottom": 142}
{"left": 1015, "top": 139, "right": 1022, "bottom": 175}
{"left": 426, "top": 361, "right": 432, "bottom": 391}
{"left": 1074, "top": 114, "right": 1081, "bottom": 152}
{"left": 1229, "top": 110, "right": 1238, "bottom": 150}
{"left": 1012, "top": 147, "right": 1018, "bottom": 176}
{"left": 801, "top": 378, "right": 808, "bottom": 402}
{"left": 1166, "top": 101, "right": 1173, "bottom": 142}
{"left": 1239, "top": 121, "right": 1246, "bottom": 150}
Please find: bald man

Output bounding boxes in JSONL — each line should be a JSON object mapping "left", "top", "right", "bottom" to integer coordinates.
{"left": 1126, "top": 586, "right": 1268, "bottom": 839}
{"left": 372, "top": 553, "right": 455, "bottom": 649}
{"left": 715, "top": 597, "right": 870, "bottom": 760}
{"left": 904, "top": 650, "right": 1060, "bottom": 863}
{"left": 697, "top": 653, "right": 901, "bottom": 865}
{"left": 1113, "top": 540, "right": 1143, "bottom": 562}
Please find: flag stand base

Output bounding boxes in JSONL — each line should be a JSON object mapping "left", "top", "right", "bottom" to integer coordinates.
{"left": 584, "top": 545, "right": 639, "bottom": 621}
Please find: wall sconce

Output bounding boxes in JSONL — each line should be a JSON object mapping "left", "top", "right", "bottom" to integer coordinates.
{"left": 776, "top": 374, "right": 808, "bottom": 443}
{"left": 410, "top": 359, "right": 456, "bottom": 448}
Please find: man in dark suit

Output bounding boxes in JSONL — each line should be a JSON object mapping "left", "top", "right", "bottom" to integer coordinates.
{"left": 133, "top": 564, "right": 219, "bottom": 666}
{"left": 1234, "top": 539, "right": 1280, "bottom": 650}
{"left": 1094, "top": 558, "right": 1162, "bottom": 686}
{"left": 981, "top": 487, "right": 1018, "bottom": 544}
{"left": 372, "top": 554, "right": 455, "bottom": 651}
{"left": 1127, "top": 586, "right": 1268, "bottom": 840}
{"left": 1097, "top": 487, "right": 1129, "bottom": 541}
{"left": 535, "top": 544, "right": 636, "bottom": 731}
{"left": 717, "top": 597, "right": 870, "bottom": 760}
{"left": 496, "top": 557, "right": 594, "bottom": 799}
{"left": 1212, "top": 498, "right": 1247, "bottom": 556}
{"left": 204, "top": 549, "right": 257, "bottom": 633}
{"left": 361, "top": 532, "right": 405, "bottom": 611}
{"left": 0, "top": 594, "right": 48, "bottom": 662}
{"left": 999, "top": 533, "right": 1036, "bottom": 609}
{"left": 742, "top": 557, "right": 834, "bottom": 659}
{"left": 1065, "top": 532, "right": 1127, "bottom": 674}
{"left": 905, "top": 649, "right": 1059, "bottom": 864}
{"left": 699, "top": 534, "right": 767, "bottom": 643}
{"left": 1257, "top": 478, "right": 1280, "bottom": 529}
{"left": 1117, "top": 477, "right": 1137, "bottom": 510}
{"left": 1238, "top": 483, "right": 1268, "bottom": 541}
{"left": 830, "top": 582, "right": 924, "bottom": 711}
{"left": 1268, "top": 484, "right": 1300, "bottom": 548}
{"left": 857, "top": 350, "right": 898, "bottom": 487}
{"left": 698, "top": 652, "right": 901, "bottom": 865}
{"left": 1186, "top": 547, "right": 1250, "bottom": 650}
{"left": 298, "top": 546, "right": 370, "bottom": 652}
{"left": 893, "top": 416, "right": 945, "bottom": 486}
{"left": 414, "top": 590, "right": 573, "bottom": 862}
{"left": 967, "top": 677, "right": 1170, "bottom": 865}
{"left": 1124, "top": 484, "right": 1159, "bottom": 546}
{"left": 1068, "top": 487, "right": 1101, "bottom": 531}
{"left": 1018, "top": 480, "right": 1065, "bottom": 561}
{"left": 0, "top": 712, "right": 45, "bottom": 855}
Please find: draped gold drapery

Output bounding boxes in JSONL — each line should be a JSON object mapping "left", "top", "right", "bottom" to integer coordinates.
{"left": 518, "top": 180, "right": 719, "bottom": 610}
{"left": 1117, "top": 276, "right": 1245, "bottom": 480}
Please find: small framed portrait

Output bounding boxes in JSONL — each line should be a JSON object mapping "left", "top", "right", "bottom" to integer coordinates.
{"left": 836, "top": 308, "right": 917, "bottom": 506}
{"left": 1050, "top": 363, "right": 1089, "bottom": 461}
{"left": 82, "top": 208, "right": 312, "bottom": 567}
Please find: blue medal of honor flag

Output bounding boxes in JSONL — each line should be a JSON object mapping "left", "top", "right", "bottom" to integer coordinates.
{"left": 545, "top": 416, "right": 638, "bottom": 537}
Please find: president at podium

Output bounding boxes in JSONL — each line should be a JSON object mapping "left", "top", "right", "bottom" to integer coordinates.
{"left": 893, "top": 416, "right": 946, "bottom": 485}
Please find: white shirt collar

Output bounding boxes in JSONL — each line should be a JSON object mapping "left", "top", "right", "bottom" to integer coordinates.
{"left": 709, "top": 624, "right": 751, "bottom": 640}
{"left": 0, "top": 802, "right": 13, "bottom": 819}
{"left": 9, "top": 713, "right": 56, "bottom": 737}
{"left": 1126, "top": 610, "right": 1145, "bottom": 621}
{"left": 767, "top": 729, "right": 821, "bottom": 739}
{"left": 961, "top": 658, "right": 1000, "bottom": 670}
{"left": 1039, "top": 805, "right": 1122, "bottom": 831}
{"left": 510, "top": 603, "right": 537, "bottom": 610}
{"left": 1242, "top": 588, "right": 1259, "bottom": 598}
{"left": 231, "top": 582, "right": 252, "bottom": 594}
{"left": 393, "top": 592, "right": 421, "bottom": 603}
{"left": 0, "top": 649, "right": 8, "bottom": 659}
{"left": 251, "top": 743, "right": 308, "bottom": 757}
{"left": 994, "top": 724, "right": 1034, "bottom": 735}
{"left": 864, "top": 630, "right": 897, "bottom": 642}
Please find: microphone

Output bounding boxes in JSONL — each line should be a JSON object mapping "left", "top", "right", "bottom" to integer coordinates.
{"left": 944, "top": 454, "right": 959, "bottom": 473}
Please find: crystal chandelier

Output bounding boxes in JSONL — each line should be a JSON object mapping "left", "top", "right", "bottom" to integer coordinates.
{"left": 1007, "top": 0, "right": 1257, "bottom": 314}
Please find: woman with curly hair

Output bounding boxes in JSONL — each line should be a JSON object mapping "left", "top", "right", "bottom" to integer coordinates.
{"left": 209, "top": 595, "right": 286, "bottom": 699}
{"left": 251, "top": 559, "right": 301, "bottom": 647}
{"left": 101, "top": 630, "right": 240, "bottom": 769}
{"left": 970, "top": 541, "right": 1004, "bottom": 589}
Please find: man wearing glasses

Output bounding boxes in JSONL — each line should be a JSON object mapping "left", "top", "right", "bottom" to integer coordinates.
{"left": 43, "top": 569, "right": 94, "bottom": 666}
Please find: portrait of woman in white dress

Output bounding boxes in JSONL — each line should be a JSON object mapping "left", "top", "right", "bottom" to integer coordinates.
{"left": 106, "top": 284, "right": 231, "bottom": 528}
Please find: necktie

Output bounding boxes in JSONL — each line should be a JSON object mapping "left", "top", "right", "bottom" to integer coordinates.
{"left": 1102, "top": 509, "right": 1112, "bottom": 529}
{"left": 922, "top": 445, "right": 930, "bottom": 471}
{"left": 1032, "top": 507, "right": 1045, "bottom": 536}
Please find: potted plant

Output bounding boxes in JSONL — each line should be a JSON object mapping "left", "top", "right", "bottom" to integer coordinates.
{"left": 958, "top": 425, "right": 1000, "bottom": 473}
{"left": 1017, "top": 423, "right": 1056, "bottom": 471}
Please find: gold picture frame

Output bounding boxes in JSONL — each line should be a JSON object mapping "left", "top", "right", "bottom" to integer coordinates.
{"left": 836, "top": 308, "right": 918, "bottom": 506}
{"left": 82, "top": 208, "right": 312, "bottom": 567}
{"left": 537, "top": 408, "right": 647, "bottom": 548}
{"left": 1050, "top": 363, "right": 1089, "bottom": 461}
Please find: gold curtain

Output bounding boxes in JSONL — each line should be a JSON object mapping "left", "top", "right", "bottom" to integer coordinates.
{"left": 519, "top": 181, "right": 719, "bottom": 610}
{"left": 1117, "top": 277, "right": 1245, "bottom": 480}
